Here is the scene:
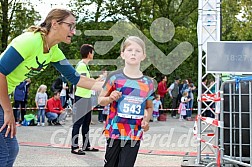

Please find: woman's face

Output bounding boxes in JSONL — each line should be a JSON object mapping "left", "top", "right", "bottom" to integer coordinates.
{"left": 57, "top": 15, "right": 76, "bottom": 44}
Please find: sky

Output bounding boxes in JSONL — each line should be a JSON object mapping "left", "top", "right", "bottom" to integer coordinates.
{"left": 31, "top": 0, "right": 71, "bottom": 22}
{"left": 31, "top": 0, "right": 99, "bottom": 24}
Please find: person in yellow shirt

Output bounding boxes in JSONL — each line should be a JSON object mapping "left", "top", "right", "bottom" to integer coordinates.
{"left": 0, "top": 9, "right": 102, "bottom": 166}
{"left": 71, "top": 44, "right": 99, "bottom": 155}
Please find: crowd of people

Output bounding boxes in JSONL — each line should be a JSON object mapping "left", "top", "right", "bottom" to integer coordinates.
{"left": 13, "top": 66, "right": 216, "bottom": 127}
{"left": 157, "top": 76, "right": 217, "bottom": 121}
{"left": 0, "top": 7, "right": 218, "bottom": 167}
{"left": 157, "top": 76, "right": 196, "bottom": 121}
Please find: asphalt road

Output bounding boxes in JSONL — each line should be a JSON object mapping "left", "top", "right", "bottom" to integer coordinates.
{"left": 14, "top": 114, "right": 199, "bottom": 166}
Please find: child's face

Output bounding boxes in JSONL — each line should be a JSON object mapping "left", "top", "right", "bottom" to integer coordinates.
{"left": 121, "top": 41, "right": 146, "bottom": 65}
{"left": 42, "top": 87, "right": 47, "bottom": 92}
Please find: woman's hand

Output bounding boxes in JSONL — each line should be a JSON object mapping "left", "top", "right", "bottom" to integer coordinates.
{"left": 0, "top": 73, "right": 17, "bottom": 138}
{"left": 0, "top": 110, "right": 16, "bottom": 138}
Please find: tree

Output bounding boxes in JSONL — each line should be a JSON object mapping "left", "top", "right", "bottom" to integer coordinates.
{"left": 221, "top": 0, "right": 252, "bottom": 41}
{"left": 0, "top": 0, "right": 40, "bottom": 52}
{"left": 69, "top": 0, "right": 107, "bottom": 22}
{"left": 17, "top": 0, "right": 252, "bottom": 109}
{"left": 9, "top": 3, "right": 40, "bottom": 41}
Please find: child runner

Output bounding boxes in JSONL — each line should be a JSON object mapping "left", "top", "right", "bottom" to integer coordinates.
{"left": 35, "top": 85, "right": 48, "bottom": 126}
{"left": 152, "top": 94, "right": 162, "bottom": 122}
{"left": 98, "top": 36, "right": 155, "bottom": 167}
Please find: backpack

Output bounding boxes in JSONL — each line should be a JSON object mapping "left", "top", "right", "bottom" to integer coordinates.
{"left": 22, "top": 114, "right": 37, "bottom": 126}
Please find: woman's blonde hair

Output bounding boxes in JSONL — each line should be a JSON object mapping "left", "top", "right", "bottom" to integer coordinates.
{"left": 120, "top": 36, "right": 146, "bottom": 54}
{"left": 27, "top": 8, "right": 75, "bottom": 36}
{"left": 37, "top": 85, "right": 47, "bottom": 93}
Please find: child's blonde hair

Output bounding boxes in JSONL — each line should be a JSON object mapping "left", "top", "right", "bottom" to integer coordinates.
{"left": 37, "top": 85, "right": 47, "bottom": 93}
{"left": 120, "top": 36, "right": 146, "bottom": 54}
{"left": 182, "top": 91, "right": 188, "bottom": 97}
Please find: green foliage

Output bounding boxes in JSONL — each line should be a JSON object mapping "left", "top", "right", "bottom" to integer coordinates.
{"left": 6, "top": 0, "right": 252, "bottom": 109}
{"left": 9, "top": 4, "right": 40, "bottom": 41}
{"left": 222, "top": 0, "right": 252, "bottom": 41}
{"left": 0, "top": 0, "right": 41, "bottom": 51}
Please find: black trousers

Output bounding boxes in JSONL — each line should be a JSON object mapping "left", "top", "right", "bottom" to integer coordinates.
{"left": 71, "top": 96, "right": 92, "bottom": 150}
{"left": 13, "top": 100, "right": 26, "bottom": 122}
{"left": 171, "top": 97, "right": 178, "bottom": 117}
{"left": 160, "top": 97, "right": 165, "bottom": 108}
{"left": 104, "top": 139, "right": 140, "bottom": 167}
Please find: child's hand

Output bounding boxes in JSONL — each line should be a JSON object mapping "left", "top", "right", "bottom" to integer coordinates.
{"left": 109, "top": 90, "right": 122, "bottom": 102}
{"left": 141, "top": 120, "right": 149, "bottom": 132}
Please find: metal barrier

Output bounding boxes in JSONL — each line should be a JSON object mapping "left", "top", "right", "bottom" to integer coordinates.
{"left": 220, "top": 80, "right": 252, "bottom": 166}
{"left": 182, "top": 91, "right": 223, "bottom": 167}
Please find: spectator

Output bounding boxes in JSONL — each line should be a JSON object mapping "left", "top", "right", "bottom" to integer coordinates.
{"left": 157, "top": 75, "right": 169, "bottom": 107}
{"left": 169, "top": 77, "right": 181, "bottom": 118}
{"left": 13, "top": 78, "right": 31, "bottom": 124}
{"left": 202, "top": 77, "right": 208, "bottom": 94}
{"left": 46, "top": 91, "right": 66, "bottom": 125}
{"left": 186, "top": 83, "right": 196, "bottom": 121}
{"left": 51, "top": 74, "right": 69, "bottom": 108}
{"left": 101, "top": 104, "right": 110, "bottom": 123}
{"left": 208, "top": 79, "right": 216, "bottom": 118}
{"left": 35, "top": 85, "right": 48, "bottom": 126}
{"left": 180, "top": 80, "right": 189, "bottom": 95}
{"left": 201, "top": 77, "right": 214, "bottom": 118}
{"left": 98, "top": 70, "right": 108, "bottom": 123}
{"left": 71, "top": 44, "right": 99, "bottom": 155}
{"left": 179, "top": 91, "right": 191, "bottom": 120}
{"left": 90, "top": 90, "right": 98, "bottom": 125}
{"left": 153, "top": 94, "right": 163, "bottom": 122}
{"left": 68, "top": 84, "right": 75, "bottom": 108}
{"left": 24, "top": 79, "right": 31, "bottom": 111}
{"left": 208, "top": 79, "right": 215, "bottom": 94}
{"left": 178, "top": 79, "right": 188, "bottom": 104}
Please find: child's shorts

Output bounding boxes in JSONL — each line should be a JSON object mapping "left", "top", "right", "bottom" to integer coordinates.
{"left": 153, "top": 110, "right": 159, "bottom": 117}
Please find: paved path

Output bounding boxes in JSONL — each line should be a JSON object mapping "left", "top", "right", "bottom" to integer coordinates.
{"left": 14, "top": 115, "right": 200, "bottom": 166}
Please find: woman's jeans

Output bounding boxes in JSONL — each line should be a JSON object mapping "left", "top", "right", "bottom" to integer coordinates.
{"left": 0, "top": 106, "right": 19, "bottom": 167}
{"left": 187, "top": 99, "right": 193, "bottom": 117}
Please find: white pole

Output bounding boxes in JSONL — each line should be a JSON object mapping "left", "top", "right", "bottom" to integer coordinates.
{"left": 197, "top": 0, "right": 203, "bottom": 164}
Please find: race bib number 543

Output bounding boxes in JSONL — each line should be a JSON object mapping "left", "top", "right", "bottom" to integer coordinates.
{"left": 117, "top": 95, "right": 146, "bottom": 119}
